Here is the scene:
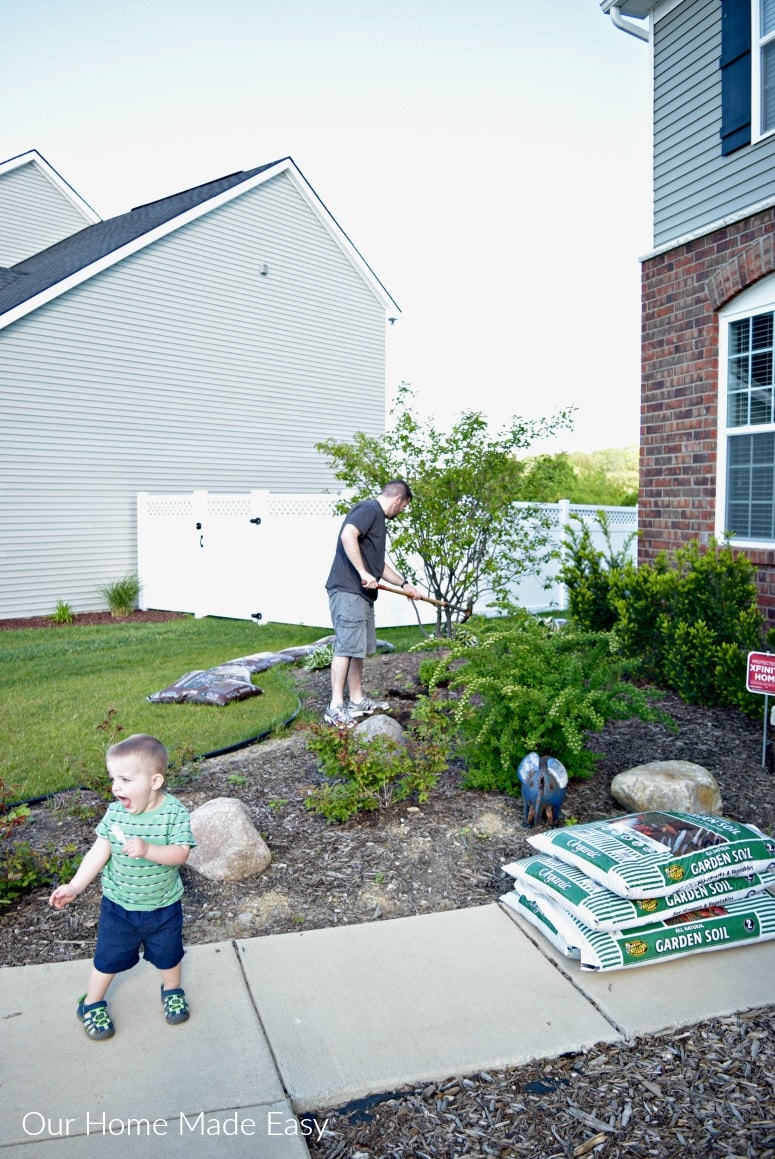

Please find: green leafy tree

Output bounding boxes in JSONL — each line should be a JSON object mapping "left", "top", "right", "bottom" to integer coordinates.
{"left": 517, "top": 452, "right": 578, "bottom": 502}
{"left": 520, "top": 447, "right": 639, "bottom": 506}
{"left": 317, "top": 384, "right": 574, "bottom": 635}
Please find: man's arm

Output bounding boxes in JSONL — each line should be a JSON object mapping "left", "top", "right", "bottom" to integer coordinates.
{"left": 340, "top": 524, "right": 378, "bottom": 589}
{"left": 380, "top": 561, "right": 420, "bottom": 598}
{"left": 340, "top": 521, "right": 421, "bottom": 598}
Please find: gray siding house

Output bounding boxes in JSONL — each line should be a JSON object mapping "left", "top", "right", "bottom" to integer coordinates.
{"left": 602, "top": 0, "right": 775, "bottom": 622}
{"left": 0, "top": 151, "right": 99, "bottom": 266}
{"left": 0, "top": 152, "right": 399, "bottom": 618}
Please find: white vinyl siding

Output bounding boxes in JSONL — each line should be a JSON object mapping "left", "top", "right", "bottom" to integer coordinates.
{"left": 653, "top": 0, "right": 775, "bottom": 247}
{"left": 0, "top": 161, "right": 92, "bottom": 266}
{"left": 0, "top": 171, "right": 387, "bottom": 617}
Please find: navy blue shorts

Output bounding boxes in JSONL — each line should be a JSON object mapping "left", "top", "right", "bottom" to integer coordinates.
{"left": 93, "top": 897, "right": 184, "bottom": 974}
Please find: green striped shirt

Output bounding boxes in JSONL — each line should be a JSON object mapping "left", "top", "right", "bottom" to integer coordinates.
{"left": 96, "top": 794, "right": 195, "bottom": 912}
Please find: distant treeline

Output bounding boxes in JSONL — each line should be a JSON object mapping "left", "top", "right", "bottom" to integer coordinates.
{"left": 519, "top": 447, "right": 638, "bottom": 507}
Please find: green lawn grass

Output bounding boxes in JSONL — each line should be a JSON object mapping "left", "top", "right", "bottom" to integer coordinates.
{"left": 0, "top": 616, "right": 427, "bottom": 802}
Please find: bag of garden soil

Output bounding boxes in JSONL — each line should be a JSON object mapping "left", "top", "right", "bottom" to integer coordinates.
{"left": 527, "top": 812, "right": 775, "bottom": 899}
{"left": 500, "top": 883, "right": 582, "bottom": 959}
{"left": 147, "top": 665, "right": 261, "bottom": 706}
{"left": 501, "top": 882, "right": 775, "bottom": 971}
{"left": 502, "top": 852, "right": 775, "bottom": 932}
{"left": 218, "top": 652, "right": 289, "bottom": 674}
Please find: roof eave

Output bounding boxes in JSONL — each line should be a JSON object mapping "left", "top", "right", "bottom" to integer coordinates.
{"left": 0, "top": 150, "right": 101, "bottom": 225}
{"left": 599, "top": 1, "right": 659, "bottom": 15}
{"left": 0, "top": 158, "right": 400, "bottom": 331}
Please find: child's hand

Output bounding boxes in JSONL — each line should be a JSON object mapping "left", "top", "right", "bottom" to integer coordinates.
{"left": 49, "top": 884, "right": 77, "bottom": 909}
{"left": 122, "top": 837, "right": 149, "bottom": 859}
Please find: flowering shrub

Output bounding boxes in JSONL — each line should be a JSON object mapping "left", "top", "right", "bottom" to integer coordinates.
{"left": 303, "top": 696, "right": 451, "bottom": 822}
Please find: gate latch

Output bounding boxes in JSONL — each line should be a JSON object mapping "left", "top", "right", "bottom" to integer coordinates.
{"left": 251, "top": 612, "right": 263, "bottom": 621}
{"left": 249, "top": 517, "right": 262, "bottom": 526}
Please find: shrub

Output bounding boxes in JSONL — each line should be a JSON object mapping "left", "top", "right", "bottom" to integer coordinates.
{"left": 0, "top": 776, "right": 81, "bottom": 907}
{"left": 303, "top": 697, "right": 452, "bottom": 822}
{"left": 0, "top": 841, "right": 82, "bottom": 907}
{"left": 421, "top": 611, "right": 667, "bottom": 790}
{"left": 614, "top": 538, "right": 764, "bottom": 712}
{"left": 99, "top": 572, "right": 141, "bottom": 617}
{"left": 557, "top": 511, "right": 635, "bottom": 632}
{"left": 49, "top": 600, "right": 74, "bottom": 624}
{"left": 302, "top": 642, "right": 334, "bottom": 671}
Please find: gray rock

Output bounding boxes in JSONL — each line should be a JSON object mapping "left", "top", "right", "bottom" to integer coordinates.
{"left": 354, "top": 713, "right": 407, "bottom": 750}
{"left": 187, "top": 797, "right": 272, "bottom": 882}
{"left": 611, "top": 760, "right": 723, "bottom": 815}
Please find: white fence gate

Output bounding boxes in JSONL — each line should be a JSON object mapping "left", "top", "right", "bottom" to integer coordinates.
{"left": 137, "top": 491, "right": 638, "bottom": 627}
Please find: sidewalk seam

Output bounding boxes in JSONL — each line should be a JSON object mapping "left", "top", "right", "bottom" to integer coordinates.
{"left": 232, "top": 939, "right": 298, "bottom": 1103}
{"left": 495, "top": 901, "right": 629, "bottom": 1039}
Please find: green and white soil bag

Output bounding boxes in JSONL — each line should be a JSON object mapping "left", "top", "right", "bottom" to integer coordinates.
{"left": 502, "top": 853, "right": 775, "bottom": 932}
{"left": 527, "top": 812, "right": 775, "bottom": 899}
{"left": 501, "top": 882, "right": 775, "bottom": 971}
{"left": 500, "top": 883, "right": 581, "bottom": 959}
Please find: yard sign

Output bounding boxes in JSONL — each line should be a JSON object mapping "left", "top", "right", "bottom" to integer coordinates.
{"left": 746, "top": 652, "right": 775, "bottom": 769}
{"left": 746, "top": 652, "right": 775, "bottom": 694}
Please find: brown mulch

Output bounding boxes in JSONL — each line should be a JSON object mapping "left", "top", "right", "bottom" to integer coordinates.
{"left": 0, "top": 610, "right": 187, "bottom": 630}
{"left": 2, "top": 634, "right": 774, "bottom": 1157}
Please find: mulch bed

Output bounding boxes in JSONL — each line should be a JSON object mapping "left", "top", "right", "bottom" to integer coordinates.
{"left": 0, "top": 610, "right": 187, "bottom": 630}
{"left": 2, "top": 628, "right": 773, "bottom": 1157}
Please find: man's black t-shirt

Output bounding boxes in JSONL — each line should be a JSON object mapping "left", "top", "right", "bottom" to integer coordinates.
{"left": 325, "top": 499, "right": 386, "bottom": 603}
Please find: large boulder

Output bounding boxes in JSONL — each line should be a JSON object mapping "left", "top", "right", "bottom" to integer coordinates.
{"left": 611, "top": 760, "right": 723, "bottom": 815}
{"left": 354, "top": 713, "right": 407, "bottom": 751}
{"left": 187, "top": 797, "right": 272, "bottom": 882}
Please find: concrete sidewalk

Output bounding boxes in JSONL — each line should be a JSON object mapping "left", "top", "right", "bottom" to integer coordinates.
{"left": 2, "top": 903, "right": 774, "bottom": 1158}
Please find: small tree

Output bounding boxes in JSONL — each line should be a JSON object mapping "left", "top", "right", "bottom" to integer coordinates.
{"left": 317, "top": 384, "right": 574, "bottom": 635}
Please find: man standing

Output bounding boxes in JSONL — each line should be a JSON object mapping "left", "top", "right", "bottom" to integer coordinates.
{"left": 324, "top": 480, "right": 420, "bottom": 726}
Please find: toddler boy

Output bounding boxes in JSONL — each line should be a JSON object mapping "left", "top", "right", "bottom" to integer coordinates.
{"left": 49, "top": 733, "right": 196, "bottom": 1040}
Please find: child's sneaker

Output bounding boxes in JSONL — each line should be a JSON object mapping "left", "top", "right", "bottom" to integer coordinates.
{"left": 324, "top": 703, "right": 355, "bottom": 727}
{"left": 161, "top": 986, "right": 190, "bottom": 1025}
{"left": 347, "top": 696, "right": 389, "bottom": 717}
{"left": 77, "top": 994, "right": 115, "bottom": 1040}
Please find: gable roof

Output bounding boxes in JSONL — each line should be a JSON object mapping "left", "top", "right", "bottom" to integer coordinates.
{"left": 0, "top": 156, "right": 400, "bottom": 330}
{"left": 0, "top": 149, "right": 101, "bottom": 226}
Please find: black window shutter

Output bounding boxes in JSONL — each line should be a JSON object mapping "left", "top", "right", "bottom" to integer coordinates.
{"left": 720, "top": 0, "right": 752, "bottom": 154}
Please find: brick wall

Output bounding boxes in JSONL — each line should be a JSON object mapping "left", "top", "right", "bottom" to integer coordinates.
{"left": 640, "top": 207, "right": 775, "bottom": 621}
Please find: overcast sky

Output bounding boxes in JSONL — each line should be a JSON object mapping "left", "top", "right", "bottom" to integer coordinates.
{"left": 2, "top": 0, "right": 653, "bottom": 453}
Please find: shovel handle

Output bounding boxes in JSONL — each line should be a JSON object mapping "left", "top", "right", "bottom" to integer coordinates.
{"left": 376, "top": 582, "right": 472, "bottom": 618}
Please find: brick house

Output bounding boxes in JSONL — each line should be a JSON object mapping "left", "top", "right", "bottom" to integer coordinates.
{"left": 602, "top": 0, "right": 775, "bottom": 620}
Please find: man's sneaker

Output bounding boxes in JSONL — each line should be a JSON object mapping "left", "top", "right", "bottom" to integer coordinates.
{"left": 324, "top": 703, "right": 355, "bottom": 727}
{"left": 161, "top": 986, "right": 190, "bottom": 1025}
{"left": 77, "top": 994, "right": 115, "bottom": 1040}
{"left": 347, "top": 696, "right": 390, "bottom": 718}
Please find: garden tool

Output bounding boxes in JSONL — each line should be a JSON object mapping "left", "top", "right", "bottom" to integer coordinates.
{"left": 376, "top": 582, "right": 473, "bottom": 622}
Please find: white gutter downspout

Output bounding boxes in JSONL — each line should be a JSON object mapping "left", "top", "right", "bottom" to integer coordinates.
{"left": 608, "top": 5, "right": 650, "bottom": 41}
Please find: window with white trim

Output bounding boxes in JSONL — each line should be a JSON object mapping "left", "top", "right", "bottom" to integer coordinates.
{"left": 719, "top": 279, "right": 775, "bottom": 542}
{"left": 754, "top": 0, "right": 775, "bottom": 136}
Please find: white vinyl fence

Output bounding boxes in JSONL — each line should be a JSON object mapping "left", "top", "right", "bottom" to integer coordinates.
{"left": 137, "top": 491, "right": 638, "bottom": 628}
